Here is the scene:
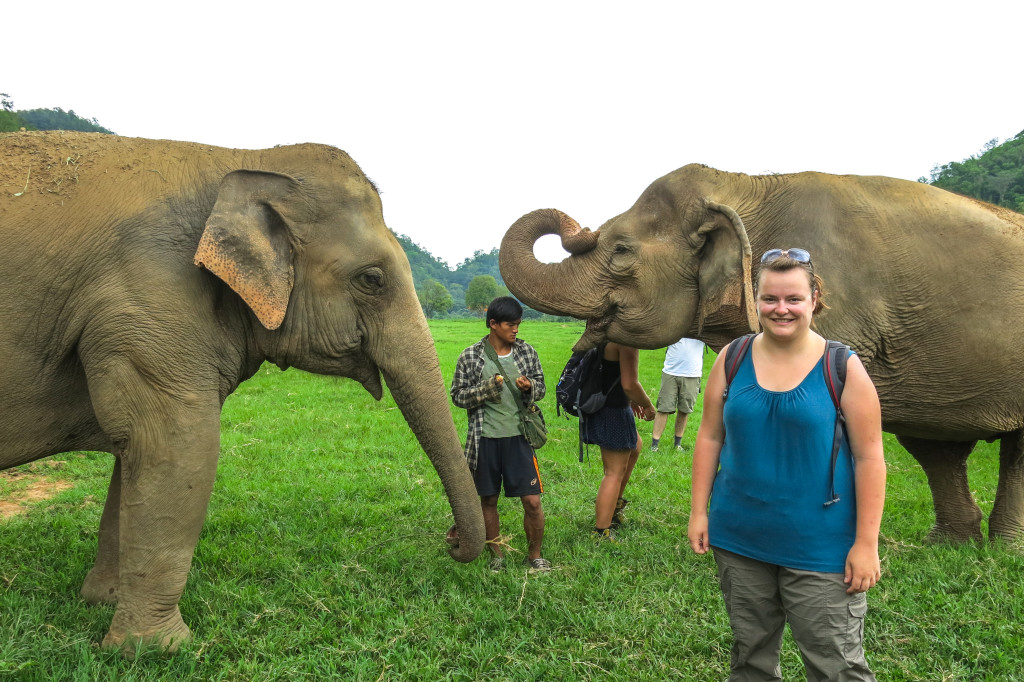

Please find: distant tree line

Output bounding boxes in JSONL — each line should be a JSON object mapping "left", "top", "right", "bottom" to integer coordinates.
{"left": 923, "top": 130, "right": 1024, "bottom": 213}
{"left": 0, "top": 94, "right": 114, "bottom": 134}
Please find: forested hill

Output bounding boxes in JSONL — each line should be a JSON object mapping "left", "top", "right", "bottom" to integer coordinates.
{"left": 924, "top": 130, "right": 1024, "bottom": 212}
{"left": 395, "top": 235, "right": 502, "bottom": 290}
{"left": 394, "top": 234, "right": 513, "bottom": 318}
{"left": 0, "top": 94, "right": 113, "bottom": 134}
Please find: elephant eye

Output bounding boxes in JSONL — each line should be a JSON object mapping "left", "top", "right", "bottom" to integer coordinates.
{"left": 610, "top": 243, "right": 637, "bottom": 274}
{"left": 356, "top": 267, "right": 386, "bottom": 294}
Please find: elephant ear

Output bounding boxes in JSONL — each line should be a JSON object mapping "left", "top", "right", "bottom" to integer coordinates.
{"left": 194, "top": 169, "right": 301, "bottom": 330}
{"left": 695, "top": 201, "right": 759, "bottom": 335}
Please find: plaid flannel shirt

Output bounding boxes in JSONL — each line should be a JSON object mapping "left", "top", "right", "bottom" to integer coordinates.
{"left": 450, "top": 336, "right": 546, "bottom": 470}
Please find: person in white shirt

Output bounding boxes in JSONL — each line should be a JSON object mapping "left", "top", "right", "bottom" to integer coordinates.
{"left": 651, "top": 338, "right": 705, "bottom": 451}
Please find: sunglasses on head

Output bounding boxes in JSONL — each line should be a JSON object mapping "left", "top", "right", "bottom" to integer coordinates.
{"left": 760, "top": 248, "right": 812, "bottom": 264}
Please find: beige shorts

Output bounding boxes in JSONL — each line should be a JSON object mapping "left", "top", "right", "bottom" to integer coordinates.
{"left": 655, "top": 373, "right": 700, "bottom": 414}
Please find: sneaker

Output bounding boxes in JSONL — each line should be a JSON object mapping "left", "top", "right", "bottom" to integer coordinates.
{"left": 592, "top": 528, "right": 618, "bottom": 542}
{"left": 650, "top": 443, "right": 659, "bottom": 452}
{"left": 676, "top": 444, "right": 685, "bottom": 452}
{"left": 488, "top": 556, "right": 505, "bottom": 572}
{"left": 523, "top": 557, "right": 552, "bottom": 572}
{"left": 610, "top": 509, "right": 626, "bottom": 529}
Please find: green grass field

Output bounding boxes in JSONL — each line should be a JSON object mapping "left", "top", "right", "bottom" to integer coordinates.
{"left": 1, "top": 319, "right": 1022, "bottom": 681}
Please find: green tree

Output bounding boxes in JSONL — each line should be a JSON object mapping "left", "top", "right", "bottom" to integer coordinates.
{"left": 451, "top": 248, "right": 503, "bottom": 288}
{"left": 464, "top": 275, "right": 508, "bottom": 313}
{"left": 0, "top": 93, "right": 31, "bottom": 132}
{"left": 927, "top": 131, "right": 1024, "bottom": 213}
{"left": 417, "top": 278, "right": 453, "bottom": 318}
{"left": 448, "top": 282, "right": 466, "bottom": 311}
{"left": 16, "top": 107, "right": 114, "bottom": 134}
{"left": 392, "top": 232, "right": 454, "bottom": 290}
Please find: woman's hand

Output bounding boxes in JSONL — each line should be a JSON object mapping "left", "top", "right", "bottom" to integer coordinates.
{"left": 515, "top": 375, "right": 532, "bottom": 392}
{"left": 687, "top": 512, "right": 710, "bottom": 554}
{"left": 844, "top": 540, "right": 881, "bottom": 593}
{"left": 632, "top": 401, "right": 656, "bottom": 421}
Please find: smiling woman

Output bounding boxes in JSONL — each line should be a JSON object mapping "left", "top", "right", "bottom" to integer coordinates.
{"left": 754, "top": 250, "right": 824, "bottom": 346}
{"left": 688, "top": 249, "right": 886, "bottom": 680}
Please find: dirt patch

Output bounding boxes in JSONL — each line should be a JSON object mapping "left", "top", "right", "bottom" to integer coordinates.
{"left": 0, "top": 130, "right": 221, "bottom": 216}
{"left": 0, "top": 130, "right": 103, "bottom": 206}
{"left": 0, "top": 460, "right": 74, "bottom": 520}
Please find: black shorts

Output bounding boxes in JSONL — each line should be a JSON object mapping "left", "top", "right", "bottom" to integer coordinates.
{"left": 474, "top": 436, "right": 543, "bottom": 497}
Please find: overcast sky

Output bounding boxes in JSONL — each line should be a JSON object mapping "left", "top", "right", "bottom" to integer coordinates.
{"left": 6, "top": 1, "right": 1022, "bottom": 266}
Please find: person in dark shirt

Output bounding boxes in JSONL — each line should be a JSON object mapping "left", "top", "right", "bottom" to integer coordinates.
{"left": 581, "top": 342, "right": 655, "bottom": 541}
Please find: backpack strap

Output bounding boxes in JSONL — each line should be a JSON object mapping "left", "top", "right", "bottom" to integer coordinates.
{"left": 578, "top": 419, "right": 586, "bottom": 463}
{"left": 823, "top": 340, "right": 849, "bottom": 412}
{"left": 721, "top": 333, "right": 756, "bottom": 401}
{"left": 822, "top": 340, "right": 851, "bottom": 507}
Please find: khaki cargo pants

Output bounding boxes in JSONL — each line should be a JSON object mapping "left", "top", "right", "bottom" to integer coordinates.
{"left": 713, "top": 547, "right": 875, "bottom": 682}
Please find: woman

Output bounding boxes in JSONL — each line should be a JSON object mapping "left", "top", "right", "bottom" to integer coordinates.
{"left": 583, "top": 342, "right": 656, "bottom": 541}
{"left": 688, "top": 248, "right": 886, "bottom": 681}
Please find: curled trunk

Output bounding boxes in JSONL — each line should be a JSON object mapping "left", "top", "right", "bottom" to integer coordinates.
{"left": 499, "top": 209, "right": 606, "bottom": 319}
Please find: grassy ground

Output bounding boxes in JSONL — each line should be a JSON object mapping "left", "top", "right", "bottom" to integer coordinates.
{"left": 1, "top": 319, "right": 1022, "bottom": 680}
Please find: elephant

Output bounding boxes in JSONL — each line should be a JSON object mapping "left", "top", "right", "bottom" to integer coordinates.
{"left": 500, "top": 163, "right": 1024, "bottom": 545}
{"left": 0, "top": 131, "right": 484, "bottom": 654}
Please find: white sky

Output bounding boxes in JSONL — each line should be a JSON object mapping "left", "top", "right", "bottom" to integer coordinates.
{"left": 6, "top": 1, "right": 1023, "bottom": 266}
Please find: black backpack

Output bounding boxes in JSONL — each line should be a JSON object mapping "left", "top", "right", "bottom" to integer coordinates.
{"left": 555, "top": 343, "right": 620, "bottom": 418}
{"left": 555, "top": 343, "right": 621, "bottom": 462}
{"left": 722, "top": 333, "right": 850, "bottom": 507}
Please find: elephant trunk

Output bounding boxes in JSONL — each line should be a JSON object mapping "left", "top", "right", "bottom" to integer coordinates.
{"left": 499, "top": 209, "right": 606, "bottom": 319}
{"left": 374, "top": 320, "right": 484, "bottom": 563}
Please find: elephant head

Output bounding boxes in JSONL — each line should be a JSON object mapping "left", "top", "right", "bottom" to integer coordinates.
{"left": 194, "top": 145, "right": 484, "bottom": 561}
{"left": 499, "top": 164, "right": 760, "bottom": 351}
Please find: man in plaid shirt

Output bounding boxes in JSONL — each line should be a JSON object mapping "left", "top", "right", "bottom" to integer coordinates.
{"left": 450, "top": 297, "right": 549, "bottom": 572}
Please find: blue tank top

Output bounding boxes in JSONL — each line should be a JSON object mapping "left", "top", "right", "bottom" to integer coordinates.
{"left": 708, "top": 346, "right": 857, "bottom": 573}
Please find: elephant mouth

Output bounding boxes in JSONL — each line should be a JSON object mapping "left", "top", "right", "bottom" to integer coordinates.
{"left": 572, "top": 311, "right": 615, "bottom": 352}
{"left": 354, "top": 362, "right": 384, "bottom": 400}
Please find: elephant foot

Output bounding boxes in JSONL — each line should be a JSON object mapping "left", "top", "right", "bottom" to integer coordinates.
{"left": 987, "top": 512, "right": 1024, "bottom": 546}
{"left": 924, "top": 520, "right": 984, "bottom": 545}
{"left": 81, "top": 567, "right": 119, "bottom": 605}
{"left": 102, "top": 607, "right": 191, "bottom": 658}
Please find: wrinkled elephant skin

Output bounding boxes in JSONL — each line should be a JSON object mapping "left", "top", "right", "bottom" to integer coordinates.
{"left": 501, "top": 163, "right": 1024, "bottom": 545}
{"left": 0, "top": 132, "right": 483, "bottom": 655}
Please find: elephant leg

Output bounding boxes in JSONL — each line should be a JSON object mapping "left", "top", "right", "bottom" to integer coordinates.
{"left": 989, "top": 430, "right": 1024, "bottom": 542}
{"left": 103, "top": 421, "right": 219, "bottom": 656}
{"left": 81, "top": 457, "right": 121, "bottom": 605}
{"left": 897, "top": 435, "right": 982, "bottom": 543}
{"left": 85, "top": 360, "right": 221, "bottom": 656}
